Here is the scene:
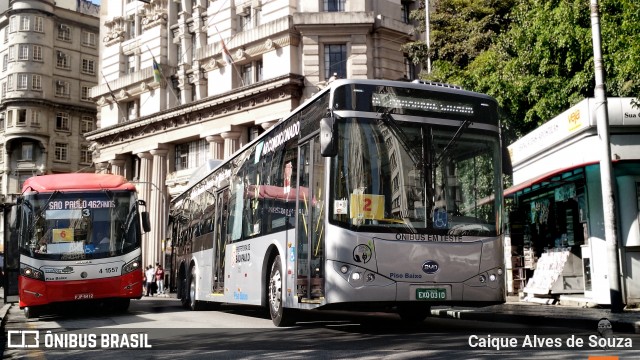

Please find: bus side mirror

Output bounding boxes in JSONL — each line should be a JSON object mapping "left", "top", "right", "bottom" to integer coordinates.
{"left": 141, "top": 211, "right": 151, "bottom": 233}
{"left": 320, "top": 117, "right": 337, "bottom": 157}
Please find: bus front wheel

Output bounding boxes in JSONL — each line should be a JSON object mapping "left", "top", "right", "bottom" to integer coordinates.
{"left": 268, "top": 255, "right": 295, "bottom": 327}
{"left": 23, "top": 306, "right": 39, "bottom": 319}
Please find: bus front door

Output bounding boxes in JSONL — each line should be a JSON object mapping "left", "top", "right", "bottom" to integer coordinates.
{"left": 212, "top": 188, "right": 229, "bottom": 294}
{"left": 296, "top": 136, "right": 325, "bottom": 300}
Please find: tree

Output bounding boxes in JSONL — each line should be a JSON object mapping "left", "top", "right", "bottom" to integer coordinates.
{"left": 404, "top": 0, "right": 640, "bottom": 137}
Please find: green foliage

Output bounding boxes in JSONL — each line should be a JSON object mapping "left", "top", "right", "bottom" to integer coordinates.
{"left": 405, "top": 0, "right": 640, "bottom": 138}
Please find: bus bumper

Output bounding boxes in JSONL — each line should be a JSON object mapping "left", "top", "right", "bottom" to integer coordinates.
{"left": 18, "top": 271, "right": 143, "bottom": 308}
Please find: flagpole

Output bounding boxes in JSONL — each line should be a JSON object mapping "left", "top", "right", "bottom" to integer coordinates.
{"left": 145, "top": 45, "right": 180, "bottom": 104}
{"left": 100, "top": 71, "right": 126, "bottom": 123}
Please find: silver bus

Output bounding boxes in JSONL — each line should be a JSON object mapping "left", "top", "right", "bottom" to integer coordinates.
{"left": 169, "top": 79, "right": 509, "bottom": 326}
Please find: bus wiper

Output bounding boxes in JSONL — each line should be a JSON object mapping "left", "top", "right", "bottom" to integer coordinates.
{"left": 435, "top": 120, "right": 472, "bottom": 167}
{"left": 378, "top": 112, "right": 423, "bottom": 167}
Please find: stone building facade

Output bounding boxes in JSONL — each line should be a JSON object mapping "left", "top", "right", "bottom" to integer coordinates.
{"left": 89, "top": 0, "right": 419, "bottom": 268}
{"left": 0, "top": 0, "right": 100, "bottom": 251}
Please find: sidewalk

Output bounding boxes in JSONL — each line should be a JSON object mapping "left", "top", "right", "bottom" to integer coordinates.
{"left": 430, "top": 295, "right": 640, "bottom": 334}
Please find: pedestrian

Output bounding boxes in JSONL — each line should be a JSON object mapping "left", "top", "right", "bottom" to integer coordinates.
{"left": 155, "top": 264, "right": 165, "bottom": 295}
{"left": 145, "top": 265, "right": 156, "bottom": 296}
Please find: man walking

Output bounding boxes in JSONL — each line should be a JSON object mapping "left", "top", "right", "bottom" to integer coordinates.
{"left": 145, "top": 265, "right": 156, "bottom": 296}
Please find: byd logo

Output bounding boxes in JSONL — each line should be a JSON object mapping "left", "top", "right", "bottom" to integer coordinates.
{"left": 422, "top": 260, "right": 439, "bottom": 274}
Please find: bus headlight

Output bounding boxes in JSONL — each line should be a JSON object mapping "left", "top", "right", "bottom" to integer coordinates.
{"left": 489, "top": 274, "right": 497, "bottom": 282}
{"left": 21, "top": 264, "right": 44, "bottom": 281}
{"left": 122, "top": 256, "right": 142, "bottom": 275}
{"left": 478, "top": 275, "right": 486, "bottom": 283}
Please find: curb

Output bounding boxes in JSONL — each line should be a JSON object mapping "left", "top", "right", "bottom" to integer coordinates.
{"left": 430, "top": 308, "right": 640, "bottom": 334}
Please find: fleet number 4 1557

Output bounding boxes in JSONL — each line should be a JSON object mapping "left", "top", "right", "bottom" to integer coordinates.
{"left": 99, "top": 267, "right": 118, "bottom": 274}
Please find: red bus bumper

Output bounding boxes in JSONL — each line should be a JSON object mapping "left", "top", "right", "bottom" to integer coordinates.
{"left": 19, "top": 270, "right": 143, "bottom": 308}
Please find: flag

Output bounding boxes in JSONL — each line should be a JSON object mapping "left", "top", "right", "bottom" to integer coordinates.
{"left": 215, "top": 26, "right": 234, "bottom": 66}
{"left": 153, "top": 58, "right": 162, "bottom": 83}
{"left": 221, "top": 39, "right": 234, "bottom": 66}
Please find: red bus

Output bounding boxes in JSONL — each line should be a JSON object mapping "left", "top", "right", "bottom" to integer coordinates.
{"left": 9, "top": 173, "right": 150, "bottom": 318}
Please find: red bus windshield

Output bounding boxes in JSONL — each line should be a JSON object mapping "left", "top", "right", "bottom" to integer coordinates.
{"left": 19, "top": 190, "right": 142, "bottom": 260}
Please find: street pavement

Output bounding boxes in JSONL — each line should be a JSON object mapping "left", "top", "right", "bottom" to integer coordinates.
{"left": 430, "top": 296, "right": 640, "bottom": 334}
{"left": 1, "top": 294, "right": 639, "bottom": 339}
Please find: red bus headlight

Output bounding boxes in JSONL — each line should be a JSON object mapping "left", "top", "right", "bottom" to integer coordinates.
{"left": 21, "top": 264, "right": 44, "bottom": 280}
{"left": 122, "top": 256, "right": 142, "bottom": 275}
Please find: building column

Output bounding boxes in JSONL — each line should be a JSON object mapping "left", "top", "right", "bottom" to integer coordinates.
{"left": 136, "top": 152, "right": 153, "bottom": 267}
{"left": 109, "top": 159, "right": 126, "bottom": 176}
{"left": 150, "top": 148, "right": 168, "bottom": 268}
{"left": 206, "top": 135, "right": 224, "bottom": 160}
{"left": 220, "top": 129, "right": 242, "bottom": 159}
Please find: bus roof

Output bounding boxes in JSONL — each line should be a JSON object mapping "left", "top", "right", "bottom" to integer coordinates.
{"left": 22, "top": 173, "right": 136, "bottom": 193}
{"left": 172, "top": 78, "right": 497, "bottom": 203}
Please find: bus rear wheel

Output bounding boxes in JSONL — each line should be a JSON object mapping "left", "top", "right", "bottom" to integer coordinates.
{"left": 268, "top": 255, "right": 295, "bottom": 327}
{"left": 188, "top": 268, "right": 202, "bottom": 311}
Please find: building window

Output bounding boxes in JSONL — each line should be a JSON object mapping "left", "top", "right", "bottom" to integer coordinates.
{"left": 82, "top": 31, "right": 96, "bottom": 47}
{"left": 17, "top": 74, "right": 28, "bottom": 90}
{"left": 240, "top": 60, "right": 263, "bottom": 86}
{"left": 256, "top": 60, "right": 263, "bottom": 82}
{"left": 33, "top": 45, "right": 42, "bottom": 61}
{"left": 18, "top": 44, "right": 29, "bottom": 60}
{"left": 20, "top": 16, "right": 30, "bottom": 31}
{"left": 7, "top": 74, "right": 12, "bottom": 90}
{"left": 81, "top": 86, "right": 91, "bottom": 101}
{"left": 126, "top": 100, "right": 139, "bottom": 121}
{"left": 9, "top": 16, "right": 18, "bottom": 33}
{"left": 174, "top": 139, "right": 207, "bottom": 171}
{"left": 32, "top": 75, "right": 41, "bottom": 90}
{"left": 55, "top": 143, "right": 69, "bottom": 162}
{"left": 56, "top": 51, "right": 70, "bottom": 69}
{"left": 80, "top": 145, "right": 93, "bottom": 164}
{"left": 324, "top": 0, "right": 345, "bottom": 12}
{"left": 81, "top": 116, "right": 95, "bottom": 134}
{"left": 128, "top": 17, "right": 136, "bottom": 39}
{"left": 401, "top": 1, "right": 411, "bottom": 24}
{"left": 404, "top": 56, "right": 415, "bottom": 80}
{"left": 57, "top": 24, "right": 71, "bottom": 41}
{"left": 241, "top": 63, "right": 252, "bottom": 86}
{"left": 55, "top": 80, "right": 70, "bottom": 97}
{"left": 18, "top": 109, "right": 27, "bottom": 124}
{"left": 176, "top": 44, "right": 183, "bottom": 64}
{"left": 82, "top": 59, "right": 95, "bottom": 75}
{"left": 127, "top": 55, "right": 135, "bottom": 73}
{"left": 34, "top": 17, "right": 44, "bottom": 32}
{"left": 2, "top": 54, "right": 7, "bottom": 71}
{"left": 21, "top": 143, "right": 33, "bottom": 161}
{"left": 324, "top": 44, "right": 347, "bottom": 80}
{"left": 1, "top": 83, "right": 6, "bottom": 98}
{"left": 56, "top": 112, "right": 70, "bottom": 131}
{"left": 31, "top": 110, "right": 40, "bottom": 126}
{"left": 239, "top": 13, "right": 253, "bottom": 32}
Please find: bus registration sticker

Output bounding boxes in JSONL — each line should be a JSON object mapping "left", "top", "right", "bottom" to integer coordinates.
{"left": 416, "top": 288, "right": 446, "bottom": 300}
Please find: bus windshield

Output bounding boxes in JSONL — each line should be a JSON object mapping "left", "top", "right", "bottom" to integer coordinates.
{"left": 19, "top": 191, "right": 142, "bottom": 260}
{"left": 329, "top": 117, "right": 500, "bottom": 236}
